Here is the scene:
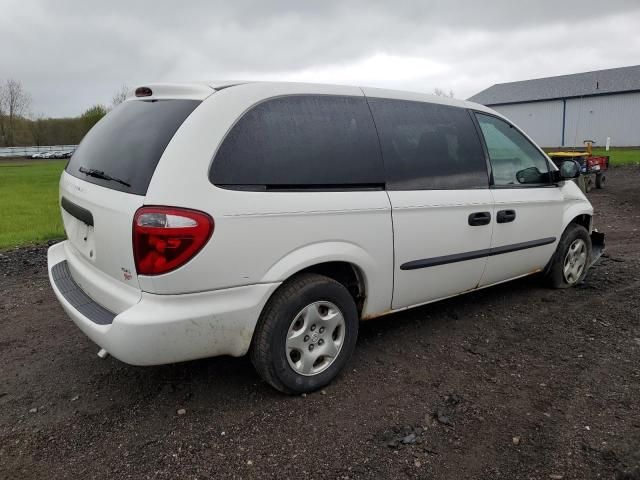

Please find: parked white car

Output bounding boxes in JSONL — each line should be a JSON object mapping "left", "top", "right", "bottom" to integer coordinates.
{"left": 48, "top": 81, "right": 604, "bottom": 393}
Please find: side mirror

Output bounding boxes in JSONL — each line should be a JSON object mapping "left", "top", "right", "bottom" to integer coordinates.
{"left": 557, "top": 159, "right": 580, "bottom": 180}
{"left": 516, "top": 166, "right": 545, "bottom": 184}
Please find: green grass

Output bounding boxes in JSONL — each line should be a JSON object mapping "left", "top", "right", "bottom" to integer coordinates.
{"left": 546, "top": 147, "right": 640, "bottom": 165}
{"left": 0, "top": 160, "right": 66, "bottom": 249}
{"left": 590, "top": 147, "right": 640, "bottom": 166}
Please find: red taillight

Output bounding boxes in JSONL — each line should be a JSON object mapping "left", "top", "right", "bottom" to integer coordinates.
{"left": 133, "top": 206, "right": 214, "bottom": 276}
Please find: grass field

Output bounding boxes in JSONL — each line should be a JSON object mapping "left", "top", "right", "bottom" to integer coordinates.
{"left": 0, "top": 148, "right": 638, "bottom": 249}
{"left": 546, "top": 147, "right": 640, "bottom": 165}
{"left": 0, "top": 160, "right": 66, "bottom": 249}
{"left": 590, "top": 147, "right": 640, "bottom": 165}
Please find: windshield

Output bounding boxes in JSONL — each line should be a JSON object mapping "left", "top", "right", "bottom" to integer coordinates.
{"left": 66, "top": 99, "right": 201, "bottom": 195}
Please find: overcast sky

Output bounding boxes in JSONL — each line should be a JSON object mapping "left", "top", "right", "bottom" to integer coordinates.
{"left": 3, "top": 0, "right": 640, "bottom": 117}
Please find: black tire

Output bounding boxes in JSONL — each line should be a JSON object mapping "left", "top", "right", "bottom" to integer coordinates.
{"left": 250, "top": 273, "right": 359, "bottom": 394}
{"left": 585, "top": 176, "right": 594, "bottom": 193}
{"left": 596, "top": 173, "right": 606, "bottom": 189}
{"left": 545, "top": 223, "right": 592, "bottom": 289}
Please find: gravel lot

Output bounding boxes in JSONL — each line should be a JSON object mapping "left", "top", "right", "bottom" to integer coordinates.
{"left": 1, "top": 166, "right": 639, "bottom": 479}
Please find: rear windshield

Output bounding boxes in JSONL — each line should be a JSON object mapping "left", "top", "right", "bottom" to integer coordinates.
{"left": 66, "top": 99, "right": 200, "bottom": 195}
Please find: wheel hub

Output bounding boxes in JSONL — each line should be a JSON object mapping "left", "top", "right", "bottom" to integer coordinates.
{"left": 285, "top": 301, "right": 346, "bottom": 376}
{"left": 563, "top": 238, "right": 588, "bottom": 284}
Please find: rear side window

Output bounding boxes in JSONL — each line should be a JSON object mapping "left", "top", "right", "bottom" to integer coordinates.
{"left": 210, "top": 95, "right": 384, "bottom": 189}
{"left": 475, "top": 113, "right": 551, "bottom": 186}
{"left": 67, "top": 99, "right": 201, "bottom": 195}
{"left": 367, "top": 98, "right": 488, "bottom": 190}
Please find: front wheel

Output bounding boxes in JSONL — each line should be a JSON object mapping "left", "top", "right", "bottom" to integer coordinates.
{"left": 250, "top": 273, "right": 359, "bottom": 394}
{"left": 596, "top": 173, "right": 606, "bottom": 189}
{"left": 545, "top": 223, "right": 592, "bottom": 289}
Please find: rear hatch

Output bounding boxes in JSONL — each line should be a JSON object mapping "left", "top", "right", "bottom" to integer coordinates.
{"left": 60, "top": 91, "right": 205, "bottom": 295}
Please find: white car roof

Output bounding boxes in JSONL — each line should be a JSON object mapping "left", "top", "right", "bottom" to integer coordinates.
{"left": 126, "top": 80, "right": 495, "bottom": 114}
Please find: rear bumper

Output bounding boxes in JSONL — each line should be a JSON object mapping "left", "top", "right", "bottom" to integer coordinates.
{"left": 48, "top": 242, "right": 280, "bottom": 365}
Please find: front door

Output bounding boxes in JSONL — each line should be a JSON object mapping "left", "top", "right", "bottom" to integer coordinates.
{"left": 474, "top": 113, "right": 563, "bottom": 286}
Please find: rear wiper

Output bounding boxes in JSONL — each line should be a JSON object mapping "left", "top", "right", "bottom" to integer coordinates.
{"left": 78, "top": 167, "right": 131, "bottom": 188}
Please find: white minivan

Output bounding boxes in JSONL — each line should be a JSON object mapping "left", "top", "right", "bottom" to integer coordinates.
{"left": 48, "top": 81, "right": 604, "bottom": 393}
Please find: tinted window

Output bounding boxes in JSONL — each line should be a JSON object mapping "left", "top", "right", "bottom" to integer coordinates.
{"left": 67, "top": 99, "right": 200, "bottom": 195}
{"left": 210, "top": 95, "right": 383, "bottom": 189}
{"left": 367, "top": 98, "right": 488, "bottom": 190}
{"left": 475, "top": 113, "right": 551, "bottom": 186}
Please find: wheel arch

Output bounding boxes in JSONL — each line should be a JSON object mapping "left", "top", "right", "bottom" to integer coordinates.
{"left": 544, "top": 209, "right": 593, "bottom": 276}
{"left": 295, "top": 261, "right": 366, "bottom": 314}
{"left": 260, "top": 241, "right": 390, "bottom": 318}
{"left": 561, "top": 203, "right": 593, "bottom": 235}
{"left": 568, "top": 213, "right": 592, "bottom": 233}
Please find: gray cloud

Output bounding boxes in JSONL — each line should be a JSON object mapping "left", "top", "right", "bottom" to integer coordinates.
{"left": 2, "top": 0, "right": 639, "bottom": 116}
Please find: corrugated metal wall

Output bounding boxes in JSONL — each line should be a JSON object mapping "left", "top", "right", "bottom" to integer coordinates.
{"left": 492, "top": 100, "right": 564, "bottom": 147}
{"left": 490, "top": 92, "right": 640, "bottom": 147}
{"left": 564, "top": 92, "right": 640, "bottom": 147}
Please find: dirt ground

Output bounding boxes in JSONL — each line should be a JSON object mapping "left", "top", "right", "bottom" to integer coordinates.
{"left": 1, "top": 166, "right": 639, "bottom": 480}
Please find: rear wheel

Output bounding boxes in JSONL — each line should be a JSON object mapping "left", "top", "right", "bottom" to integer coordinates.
{"left": 545, "top": 223, "right": 591, "bottom": 289}
{"left": 250, "top": 273, "right": 359, "bottom": 394}
{"left": 596, "top": 173, "right": 606, "bottom": 189}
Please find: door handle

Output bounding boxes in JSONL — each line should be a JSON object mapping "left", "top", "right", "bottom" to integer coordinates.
{"left": 468, "top": 211, "right": 491, "bottom": 226}
{"left": 497, "top": 209, "right": 516, "bottom": 223}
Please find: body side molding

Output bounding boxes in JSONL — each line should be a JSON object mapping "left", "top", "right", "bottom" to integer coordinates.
{"left": 400, "top": 237, "right": 557, "bottom": 270}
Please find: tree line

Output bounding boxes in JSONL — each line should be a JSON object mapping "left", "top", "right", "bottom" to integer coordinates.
{"left": 0, "top": 80, "right": 128, "bottom": 148}
{"left": 0, "top": 80, "right": 456, "bottom": 148}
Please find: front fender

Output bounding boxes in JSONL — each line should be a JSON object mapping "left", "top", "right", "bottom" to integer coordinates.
{"left": 261, "top": 241, "right": 392, "bottom": 317}
{"left": 560, "top": 181, "right": 594, "bottom": 232}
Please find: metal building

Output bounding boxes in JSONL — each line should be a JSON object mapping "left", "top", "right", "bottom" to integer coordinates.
{"left": 468, "top": 65, "right": 640, "bottom": 147}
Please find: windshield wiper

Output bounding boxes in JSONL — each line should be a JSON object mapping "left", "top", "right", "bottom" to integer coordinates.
{"left": 78, "top": 167, "right": 131, "bottom": 188}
